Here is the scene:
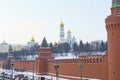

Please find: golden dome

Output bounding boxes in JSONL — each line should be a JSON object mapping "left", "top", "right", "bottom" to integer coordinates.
{"left": 17, "top": 45, "right": 21, "bottom": 48}
{"left": 67, "top": 30, "right": 71, "bottom": 33}
{"left": 31, "top": 36, "right": 35, "bottom": 42}
{"left": 60, "top": 21, "right": 64, "bottom": 27}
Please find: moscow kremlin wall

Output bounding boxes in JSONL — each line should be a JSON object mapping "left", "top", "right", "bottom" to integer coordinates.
{"left": 0, "top": 0, "right": 120, "bottom": 80}
{"left": 0, "top": 47, "right": 108, "bottom": 80}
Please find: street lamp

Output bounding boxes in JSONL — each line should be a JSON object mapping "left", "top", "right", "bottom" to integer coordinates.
{"left": 54, "top": 59, "right": 60, "bottom": 80}
{"left": 32, "top": 60, "right": 35, "bottom": 80}
{"left": 8, "top": 44, "right": 14, "bottom": 79}
{"left": 79, "top": 59, "right": 84, "bottom": 80}
{"left": 10, "top": 58, "right": 15, "bottom": 79}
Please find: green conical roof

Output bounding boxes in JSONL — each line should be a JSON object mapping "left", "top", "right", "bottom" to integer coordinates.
{"left": 41, "top": 37, "right": 48, "bottom": 48}
{"left": 112, "top": 0, "right": 120, "bottom": 7}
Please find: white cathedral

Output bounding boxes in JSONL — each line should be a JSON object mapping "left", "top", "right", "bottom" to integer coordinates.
{"left": 59, "top": 21, "right": 76, "bottom": 49}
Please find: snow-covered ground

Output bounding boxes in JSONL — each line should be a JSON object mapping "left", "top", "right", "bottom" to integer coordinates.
{"left": 0, "top": 68, "right": 100, "bottom": 80}
{"left": 0, "top": 68, "right": 68, "bottom": 80}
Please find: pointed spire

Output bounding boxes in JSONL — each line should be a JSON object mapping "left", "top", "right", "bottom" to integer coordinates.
{"left": 41, "top": 37, "right": 48, "bottom": 48}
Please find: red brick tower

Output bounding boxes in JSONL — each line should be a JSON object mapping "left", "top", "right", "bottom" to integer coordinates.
{"left": 35, "top": 37, "right": 53, "bottom": 74}
{"left": 105, "top": 0, "right": 120, "bottom": 80}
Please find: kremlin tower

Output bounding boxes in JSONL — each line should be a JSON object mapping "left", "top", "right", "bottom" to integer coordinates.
{"left": 105, "top": 0, "right": 120, "bottom": 80}
{"left": 60, "top": 21, "right": 65, "bottom": 43}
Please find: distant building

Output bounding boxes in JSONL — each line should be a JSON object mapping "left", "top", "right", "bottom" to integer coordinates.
{"left": 0, "top": 37, "right": 38, "bottom": 53}
{"left": 0, "top": 41, "right": 9, "bottom": 53}
{"left": 13, "top": 44, "right": 23, "bottom": 51}
{"left": 0, "top": 41, "right": 24, "bottom": 53}
{"left": 59, "top": 21, "right": 76, "bottom": 49}
{"left": 27, "top": 36, "right": 38, "bottom": 48}
{"left": 59, "top": 21, "right": 65, "bottom": 43}
{"left": 67, "top": 30, "right": 76, "bottom": 49}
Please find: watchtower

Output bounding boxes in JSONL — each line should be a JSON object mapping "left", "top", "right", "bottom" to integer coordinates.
{"left": 105, "top": 0, "right": 120, "bottom": 79}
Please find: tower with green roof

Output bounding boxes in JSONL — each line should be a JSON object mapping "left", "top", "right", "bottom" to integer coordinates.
{"left": 105, "top": 0, "right": 120, "bottom": 80}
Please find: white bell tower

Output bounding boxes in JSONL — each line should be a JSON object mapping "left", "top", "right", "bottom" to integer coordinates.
{"left": 59, "top": 21, "right": 65, "bottom": 43}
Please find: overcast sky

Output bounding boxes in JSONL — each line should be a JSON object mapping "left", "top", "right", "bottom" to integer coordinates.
{"left": 0, "top": 0, "right": 111, "bottom": 44}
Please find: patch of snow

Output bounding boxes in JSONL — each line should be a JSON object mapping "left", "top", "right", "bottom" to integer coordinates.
{"left": 0, "top": 68, "right": 100, "bottom": 80}
{"left": 54, "top": 53, "right": 78, "bottom": 59}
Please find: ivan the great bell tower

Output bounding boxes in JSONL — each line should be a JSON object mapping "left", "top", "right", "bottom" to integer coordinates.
{"left": 105, "top": 0, "right": 120, "bottom": 80}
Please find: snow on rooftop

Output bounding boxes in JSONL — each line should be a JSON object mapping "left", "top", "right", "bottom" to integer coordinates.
{"left": 54, "top": 52, "right": 106, "bottom": 60}
{"left": 23, "top": 52, "right": 106, "bottom": 60}
{"left": 54, "top": 53, "right": 78, "bottom": 60}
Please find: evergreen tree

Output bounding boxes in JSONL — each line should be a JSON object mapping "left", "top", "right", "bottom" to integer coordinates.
{"left": 63, "top": 42, "right": 71, "bottom": 53}
{"left": 53, "top": 42, "right": 59, "bottom": 53}
{"left": 49, "top": 42, "right": 54, "bottom": 53}
{"left": 58, "top": 43, "right": 64, "bottom": 53}
{"left": 41, "top": 37, "right": 48, "bottom": 48}
{"left": 73, "top": 42, "right": 79, "bottom": 52}
{"left": 79, "top": 40, "right": 84, "bottom": 52}
{"left": 100, "top": 40, "right": 106, "bottom": 52}
{"left": 84, "top": 42, "right": 90, "bottom": 52}
{"left": 105, "top": 41, "right": 108, "bottom": 51}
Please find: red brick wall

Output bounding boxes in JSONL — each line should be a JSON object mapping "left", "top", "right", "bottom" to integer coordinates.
{"left": 0, "top": 54, "right": 108, "bottom": 80}
{"left": 13, "top": 60, "right": 35, "bottom": 72}
{"left": 47, "top": 54, "right": 108, "bottom": 80}
{"left": 35, "top": 48, "right": 53, "bottom": 74}
{"left": 0, "top": 49, "right": 108, "bottom": 80}
{"left": 0, "top": 61, "right": 4, "bottom": 68}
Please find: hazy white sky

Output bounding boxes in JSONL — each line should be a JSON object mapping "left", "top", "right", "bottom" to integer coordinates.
{"left": 0, "top": 0, "right": 111, "bottom": 44}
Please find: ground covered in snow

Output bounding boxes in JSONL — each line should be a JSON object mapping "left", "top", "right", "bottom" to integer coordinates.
{"left": 0, "top": 68, "right": 100, "bottom": 80}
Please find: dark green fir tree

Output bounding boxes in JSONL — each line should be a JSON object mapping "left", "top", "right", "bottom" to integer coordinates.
{"left": 41, "top": 37, "right": 48, "bottom": 48}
